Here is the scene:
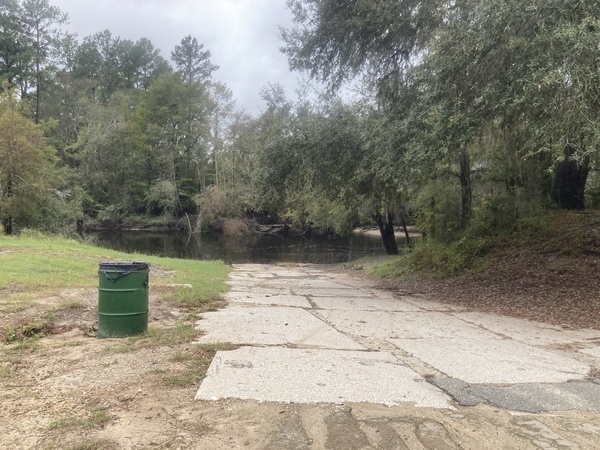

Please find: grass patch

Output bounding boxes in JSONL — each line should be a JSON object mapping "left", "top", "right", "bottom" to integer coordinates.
{"left": 0, "top": 299, "right": 39, "bottom": 313}
{"left": 162, "top": 364, "right": 208, "bottom": 387}
{"left": 1, "top": 320, "right": 54, "bottom": 344}
{"left": 0, "top": 233, "right": 230, "bottom": 346}
{"left": 103, "top": 323, "right": 202, "bottom": 354}
{"left": 9, "top": 340, "right": 42, "bottom": 351}
{"left": 58, "top": 298, "right": 86, "bottom": 309}
{"left": 162, "top": 342, "right": 238, "bottom": 387}
{"left": 366, "top": 233, "right": 496, "bottom": 281}
{"left": 408, "top": 237, "right": 495, "bottom": 278}
{"left": 142, "top": 323, "right": 198, "bottom": 346}
{"left": 195, "top": 342, "right": 238, "bottom": 352}
{"left": 365, "top": 255, "right": 406, "bottom": 278}
{"left": 48, "top": 403, "right": 111, "bottom": 431}
{"left": 0, "top": 233, "right": 230, "bottom": 305}
{"left": 65, "top": 439, "right": 118, "bottom": 450}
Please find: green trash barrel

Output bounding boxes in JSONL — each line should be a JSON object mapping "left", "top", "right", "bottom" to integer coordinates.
{"left": 98, "top": 261, "right": 149, "bottom": 338}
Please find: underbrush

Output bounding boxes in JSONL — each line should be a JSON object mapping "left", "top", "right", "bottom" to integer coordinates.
{"left": 368, "top": 209, "right": 600, "bottom": 281}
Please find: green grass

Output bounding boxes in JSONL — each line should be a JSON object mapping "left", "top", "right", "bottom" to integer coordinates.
{"left": 58, "top": 298, "right": 86, "bottom": 309}
{"left": 141, "top": 323, "right": 198, "bottom": 346}
{"left": 161, "top": 342, "right": 237, "bottom": 387}
{"left": 0, "top": 232, "right": 230, "bottom": 348}
{"left": 0, "top": 232, "right": 231, "bottom": 305}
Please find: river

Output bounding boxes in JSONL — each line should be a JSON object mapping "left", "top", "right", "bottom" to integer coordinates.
{"left": 92, "top": 230, "right": 389, "bottom": 264}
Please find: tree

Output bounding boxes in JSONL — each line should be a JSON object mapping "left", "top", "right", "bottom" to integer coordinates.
{"left": 118, "top": 37, "right": 169, "bottom": 91}
{"left": 250, "top": 87, "right": 373, "bottom": 238}
{"left": 422, "top": 0, "right": 600, "bottom": 211}
{"left": 208, "top": 81, "right": 235, "bottom": 187}
{"left": 21, "top": 0, "right": 69, "bottom": 123}
{"left": 0, "top": 0, "right": 29, "bottom": 91}
{"left": 133, "top": 72, "right": 213, "bottom": 217}
{"left": 280, "top": 0, "right": 448, "bottom": 249}
{"left": 72, "top": 31, "right": 168, "bottom": 102}
{"left": 0, "top": 88, "right": 57, "bottom": 233}
{"left": 171, "top": 35, "right": 218, "bottom": 84}
{"left": 281, "top": 0, "right": 443, "bottom": 90}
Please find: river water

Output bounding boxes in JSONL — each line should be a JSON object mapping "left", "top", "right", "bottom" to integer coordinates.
{"left": 92, "top": 230, "right": 388, "bottom": 265}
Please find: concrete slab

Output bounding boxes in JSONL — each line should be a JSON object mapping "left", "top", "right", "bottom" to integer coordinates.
{"left": 309, "top": 296, "right": 424, "bottom": 312}
{"left": 196, "top": 263, "right": 600, "bottom": 413}
{"left": 227, "top": 286, "right": 291, "bottom": 296}
{"left": 291, "top": 288, "right": 371, "bottom": 298}
{"left": 195, "top": 305, "right": 364, "bottom": 350}
{"left": 402, "top": 296, "right": 470, "bottom": 312}
{"left": 195, "top": 347, "right": 452, "bottom": 408}
{"left": 261, "top": 278, "right": 356, "bottom": 290}
{"left": 226, "top": 280, "right": 259, "bottom": 289}
{"left": 231, "top": 264, "right": 272, "bottom": 271}
{"left": 225, "top": 291, "right": 312, "bottom": 308}
{"left": 318, "top": 310, "right": 497, "bottom": 341}
{"left": 453, "top": 311, "right": 600, "bottom": 347}
{"left": 229, "top": 273, "right": 275, "bottom": 284}
{"left": 580, "top": 346, "right": 600, "bottom": 359}
{"left": 390, "top": 337, "right": 590, "bottom": 384}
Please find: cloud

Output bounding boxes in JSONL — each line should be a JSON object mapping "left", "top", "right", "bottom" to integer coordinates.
{"left": 51, "top": 0, "right": 299, "bottom": 113}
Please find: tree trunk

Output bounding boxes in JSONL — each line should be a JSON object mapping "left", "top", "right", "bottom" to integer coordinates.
{"left": 552, "top": 146, "right": 589, "bottom": 210}
{"left": 3, "top": 174, "right": 14, "bottom": 234}
{"left": 400, "top": 214, "right": 411, "bottom": 248}
{"left": 35, "top": 57, "right": 41, "bottom": 124}
{"left": 459, "top": 149, "right": 472, "bottom": 229}
{"left": 374, "top": 212, "right": 399, "bottom": 255}
{"left": 3, "top": 217, "right": 13, "bottom": 235}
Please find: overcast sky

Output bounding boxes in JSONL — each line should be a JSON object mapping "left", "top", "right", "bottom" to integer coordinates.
{"left": 51, "top": 0, "right": 302, "bottom": 114}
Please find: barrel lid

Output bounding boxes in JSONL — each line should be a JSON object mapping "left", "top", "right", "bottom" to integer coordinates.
{"left": 99, "top": 261, "right": 149, "bottom": 271}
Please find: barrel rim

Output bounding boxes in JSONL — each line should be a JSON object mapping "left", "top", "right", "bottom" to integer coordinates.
{"left": 99, "top": 261, "right": 149, "bottom": 271}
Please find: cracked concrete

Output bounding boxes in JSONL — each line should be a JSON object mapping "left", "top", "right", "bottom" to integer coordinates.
{"left": 195, "top": 263, "right": 600, "bottom": 413}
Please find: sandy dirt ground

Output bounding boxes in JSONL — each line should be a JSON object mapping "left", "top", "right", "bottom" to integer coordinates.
{"left": 2, "top": 281, "right": 600, "bottom": 450}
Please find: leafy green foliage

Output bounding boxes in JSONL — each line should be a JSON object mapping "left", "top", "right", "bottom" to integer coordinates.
{"left": 1, "top": 0, "right": 598, "bottom": 258}
{"left": 0, "top": 89, "right": 59, "bottom": 233}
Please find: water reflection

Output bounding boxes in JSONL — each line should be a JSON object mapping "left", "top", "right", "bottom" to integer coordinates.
{"left": 93, "top": 231, "right": 387, "bottom": 264}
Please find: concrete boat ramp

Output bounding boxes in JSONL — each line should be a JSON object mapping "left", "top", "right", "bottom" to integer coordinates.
{"left": 194, "top": 264, "right": 600, "bottom": 413}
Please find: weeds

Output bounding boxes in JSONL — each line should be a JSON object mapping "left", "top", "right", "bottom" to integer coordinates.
{"left": 161, "top": 342, "right": 237, "bottom": 387}
{"left": 0, "top": 363, "right": 13, "bottom": 379}
{"left": 165, "top": 285, "right": 226, "bottom": 311}
{"left": 195, "top": 342, "right": 238, "bottom": 352}
{"left": 1, "top": 320, "right": 54, "bottom": 344}
{"left": 103, "top": 322, "right": 204, "bottom": 354}
{"left": 65, "top": 439, "right": 118, "bottom": 450}
{"left": 58, "top": 298, "right": 86, "bottom": 309}
{"left": 141, "top": 323, "right": 198, "bottom": 346}
{"left": 48, "top": 402, "right": 111, "bottom": 431}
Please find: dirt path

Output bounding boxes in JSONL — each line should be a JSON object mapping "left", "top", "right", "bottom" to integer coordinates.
{"left": 2, "top": 267, "right": 600, "bottom": 449}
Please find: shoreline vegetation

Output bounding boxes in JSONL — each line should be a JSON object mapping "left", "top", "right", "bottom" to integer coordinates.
{"left": 80, "top": 215, "right": 420, "bottom": 241}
